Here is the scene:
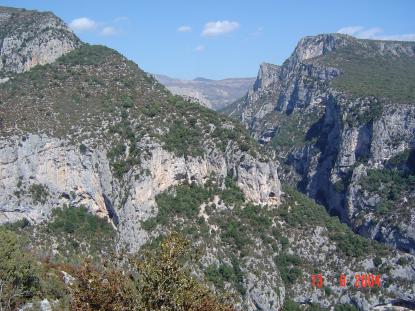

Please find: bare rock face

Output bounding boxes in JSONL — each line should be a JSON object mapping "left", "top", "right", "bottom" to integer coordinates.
{"left": 226, "top": 33, "right": 415, "bottom": 255}
{"left": 0, "top": 6, "right": 81, "bottom": 76}
{"left": 0, "top": 134, "right": 280, "bottom": 249}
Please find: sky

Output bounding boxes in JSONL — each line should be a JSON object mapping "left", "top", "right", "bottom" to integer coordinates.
{"left": 3, "top": 1, "right": 415, "bottom": 79}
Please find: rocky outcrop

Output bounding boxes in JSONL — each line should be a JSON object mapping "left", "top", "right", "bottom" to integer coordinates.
{"left": 0, "top": 134, "right": 280, "bottom": 250}
{"left": 0, "top": 6, "right": 81, "bottom": 76}
{"left": 227, "top": 33, "right": 415, "bottom": 254}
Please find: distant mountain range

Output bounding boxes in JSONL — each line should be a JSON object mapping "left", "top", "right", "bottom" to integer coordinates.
{"left": 154, "top": 74, "right": 255, "bottom": 110}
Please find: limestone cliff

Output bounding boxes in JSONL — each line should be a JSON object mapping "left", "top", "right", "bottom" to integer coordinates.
{"left": 226, "top": 33, "right": 415, "bottom": 255}
{"left": 0, "top": 11, "right": 283, "bottom": 309}
{"left": 0, "top": 6, "right": 81, "bottom": 77}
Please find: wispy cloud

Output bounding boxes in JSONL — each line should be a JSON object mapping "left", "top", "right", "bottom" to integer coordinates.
{"left": 69, "top": 17, "right": 97, "bottom": 32}
{"left": 177, "top": 25, "right": 192, "bottom": 32}
{"left": 337, "top": 26, "right": 415, "bottom": 41}
{"left": 69, "top": 17, "right": 122, "bottom": 37}
{"left": 251, "top": 26, "right": 264, "bottom": 36}
{"left": 202, "top": 20, "right": 240, "bottom": 37}
{"left": 114, "top": 16, "right": 129, "bottom": 23}
{"left": 195, "top": 45, "right": 205, "bottom": 52}
{"left": 100, "top": 26, "right": 118, "bottom": 36}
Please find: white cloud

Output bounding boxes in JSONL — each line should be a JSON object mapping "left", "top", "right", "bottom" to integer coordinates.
{"left": 337, "top": 26, "right": 364, "bottom": 36}
{"left": 357, "top": 27, "right": 383, "bottom": 38}
{"left": 100, "top": 26, "right": 118, "bottom": 36}
{"left": 202, "top": 20, "right": 240, "bottom": 37}
{"left": 69, "top": 17, "right": 97, "bottom": 32}
{"left": 337, "top": 26, "right": 415, "bottom": 41}
{"left": 177, "top": 25, "right": 192, "bottom": 32}
{"left": 195, "top": 45, "right": 205, "bottom": 52}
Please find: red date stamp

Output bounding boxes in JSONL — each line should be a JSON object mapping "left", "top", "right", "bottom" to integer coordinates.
{"left": 311, "top": 273, "right": 381, "bottom": 288}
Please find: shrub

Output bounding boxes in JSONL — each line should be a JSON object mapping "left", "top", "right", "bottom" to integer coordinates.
{"left": 0, "top": 228, "right": 40, "bottom": 310}
{"left": 70, "top": 262, "right": 136, "bottom": 311}
{"left": 334, "top": 304, "right": 358, "bottom": 311}
{"left": 47, "top": 206, "right": 115, "bottom": 257}
{"left": 143, "top": 183, "right": 212, "bottom": 228}
{"left": 28, "top": 184, "right": 49, "bottom": 204}
{"left": 373, "top": 256, "right": 382, "bottom": 267}
{"left": 275, "top": 254, "right": 303, "bottom": 285}
{"left": 162, "top": 120, "right": 204, "bottom": 157}
{"left": 282, "top": 298, "right": 302, "bottom": 311}
{"left": 79, "top": 143, "right": 87, "bottom": 154}
{"left": 132, "top": 233, "right": 234, "bottom": 310}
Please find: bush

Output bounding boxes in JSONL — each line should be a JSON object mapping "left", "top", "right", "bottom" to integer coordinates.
{"left": 275, "top": 254, "right": 303, "bottom": 285}
{"left": 162, "top": 120, "right": 204, "bottom": 157}
{"left": 58, "top": 45, "right": 116, "bottom": 66}
{"left": 373, "top": 256, "right": 382, "bottom": 267}
{"left": 0, "top": 228, "right": 40, "bottom": 310}
{"left": 28, "top": 184, "right": 49, "bottom": 204}
{"left": 205, "top": 256, "right": 245, "bottom": 296}
{"left": 71, "top": 262, "right": 136, "bottom": 311}
{"left": 132, "top": 233, "right": 234, "bottom": 310}
{"left": 79, "top": 143, "right": 87, "bottom": 154}
{"left": 221, "top": 177, "right": 245, "bottom": 206}
{"left": 334, "top": 304, "right": 358, "bottom": 311}
{"left": 282, "top": 298, "right": 301, "bottom": 311}
{"left": 47, "top": 206, "right": 115, "bottom": 257}
{"left": 143, "top": 183, "right": 212, "bottom": 228}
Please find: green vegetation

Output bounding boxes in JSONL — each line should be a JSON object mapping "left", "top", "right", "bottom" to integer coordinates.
{"left": 79, "top": 143, "right": 87, "bottom": 154}
{"left": 47, "top": 206, "right": 115, "bottom": 258}
{"left": 345, "top": 101, "right": 383, "bottom": 127}
{"left": 143, "top": 177, "right": 246, "bottom": 231}
{"left": 359, "top": 164, "right": 415, "bottom": 216}
{"left": 142, "top": 183, "right": 212, "bottom": 230}
{"left": 275, "top": 254, "right": 303, "bottom": 284}
{"left": 315, "top": 40, "right": 415, "bottom": 102}
{"left": 282, "top": 299, "right": 302, "bottom": 311}
{"left": 0, "top": 226, "right": 234, "bottom": 310}
{"left": 1, "top": 44, "right": 262, "bottom": 168}
{"left": 205, "top": 257, "right": 245, "bottom": 296}
{"left": 28, "top": 183, "right": 49, "bottom": 204}
{"left": 0, "top": 228, "right": 39, "bottom": 310}
{"left": 334, "top": 304, "right": 358, "bottom": 311}
{"left": 48, "top": 206, "right": 113, "bottom": 237}
{"left": 280, "top": 186, "right": 384, "bottom": 258}
{"left": 57, "top": 44, "right": 116, "bottom": 66}
{"left": 271, "top": 109, "right": 322, "bottom": 152}
{"left": 162, "top": 120, "right": 204, "bottom": 157}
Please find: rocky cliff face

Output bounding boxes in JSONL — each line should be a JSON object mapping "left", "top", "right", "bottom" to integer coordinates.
{"left": 0, "top": 11, "right": 284, "bottom": 309}
{"left": 226, "top": 33, "right": 415, "bottom": 255}
{"left": 0, "top": 6, "right": 81, "bottom": 77}
{"left": 2, "top": 9, "right": 415, "bottom": 309}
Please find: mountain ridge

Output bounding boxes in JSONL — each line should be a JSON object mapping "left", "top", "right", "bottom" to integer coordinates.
{"left": 225, "top": 32, "right": 415, "bottom": 256}
{"left": 0, "top": 8, "right": 414, "bottom": 310}
{"left": 155, "top": 74, "right": 255, "bottom": 110}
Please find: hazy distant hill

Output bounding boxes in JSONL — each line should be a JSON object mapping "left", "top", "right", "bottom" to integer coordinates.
{"left": 155, "top": 74, "right": 255, "bottom": 110}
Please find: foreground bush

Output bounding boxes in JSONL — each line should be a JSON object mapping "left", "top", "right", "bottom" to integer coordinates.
{"left": 0, "top": 228, "right": 39, "bottom": 310}
{"left": 68, "top": 232, "right": 234, "bottom": 311}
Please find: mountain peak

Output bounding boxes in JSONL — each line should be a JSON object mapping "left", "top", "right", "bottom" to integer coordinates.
{"left": 292, "top": 33, "right": 415, "bottom": 63}
{"left": 292, "top": 33, "right": 354, "bottom": 62}
{"left": 0, "top": 6, "right": 81, "bottom": 76}
{"left": 253, "top": 62, "right": 280, "bottom": 91}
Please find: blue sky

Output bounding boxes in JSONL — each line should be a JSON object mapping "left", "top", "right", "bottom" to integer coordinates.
{"left": 3, "top": 0, "right": 415, "bottom": 79}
